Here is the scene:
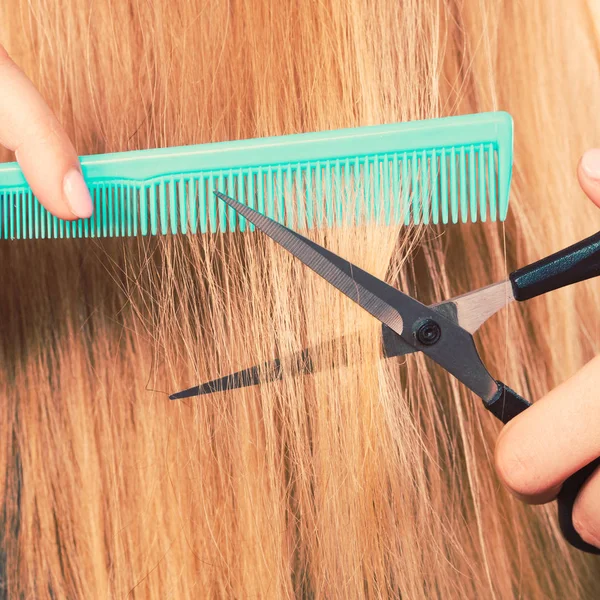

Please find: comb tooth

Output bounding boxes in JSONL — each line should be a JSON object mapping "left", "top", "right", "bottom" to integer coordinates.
{"left": 34, "top": 192, "right": 40, "bottom": 239}
{"left": 421, "top": 149, "right": 429, "bottom": 225}
{"left": 148, "top": 182, "right": 159, "bottom": 235}
{"left": 391, "top": 153, "right": 399, "bottom": 225}
{"left": 275, "top": 165, "right": 283, "bottom": 226}
{"left": 139, "top": 185, "right": 148, "bottom": 235}
{"left": 248, "top": 171, "right": 255, "bottom": 232}
{"left": 184, "top": 178, "right": 191, "bottom": 234}
{"left": 450, "top": 147, "right": 458, "bottom": 224}
{"left": 8, "top": 191, "right": 14, "bottom": 240}
{"left": 131, "top": 187, "right": 138, "bottom": 237}
{"left": 219, "top": 171, "right": 231, "bottom": 233}
{"left": 295, "top": 163, "right": 302, "bottom": 230}
{"left": 25, "top": 192, "right": 30, "bottom": 239}
{"left": 199, "top": 176, "right": 207, "bottom": 234}
{"left": 402, "top": 152, "right": 410, "bottom": 226}
{"left": 280, "top": 165, "right": 296, "bottom": 229}
{"left": 265, "top": 166, "right": 273, "bottom": 220}
{"left": 440, "top": 148, "right": 448, "bottom": 224}
{"left": 111, "top": 186, "right": 117, "bottom": 237}
{"left": 324, "top": 160, "right": 332, "bottom": 227}
{"left": 226, "top": 171, "right": 235, "bottom": 232}
{"left": 430, "top": 149, "right": 438, "bottom": 225}
{"left": 469, "top": 145, "right": 477, "bottom": 223}
{"left": 170, "top": 178, "right": 177, "bottom": 234}
{"left": 116, "top": 184, "right": 123, "bottom": 238}
{"left": 333, "top": 158, "right": 343, "bottom": 224}
{"left": 218, "top": 172, "right": 227, "bottom": 232}
{"left": 100, "top": 185, "right": 107, "bottom": 237}
{"left": 488, "top": 143, "right": 497, "bottom": 221}
{"left": 209, "top": 174, "right": 217, "bottom": 233}
{"left": 38, "top": 201, "right": 44, "bottom": 239}
{"left": 17, "top": 192, "right": 24, "bottom": 239}
{"left": 21, "top": 189, "right": 27, "bottom": 240}
{"left": 97, "top": 186, "right": 103, "bottom": 237}
{"left": 234, "top": 170, "right": 244, "bottom": 232}
{"left": 123, "top": 187, "right": 128, "bottom": 237}
{"left": 257, "top": 167, "right": 264, "bottom": 217}
{"left": 495, "top": 116, "right": 512, "bottom": 221}
{"left": 352, "top": 156, "right": 360, "bottom": 227}
{"left": 478, "top": 143, "right": 486, "bottom": 223}
{"left": 19, "top": 191, "right": 25, "bottom": 239}
{"left": 382, "top": 155, "right": 390, "bottom": 226}
{"left": 164, "top": 180, "right": 170, "bottom": 234}
{"left": 459, "top": 146, "right": 467, "bottom": 223}
{"left": 411, "top": 150, "right": 420, "bottom": 225}
{"left": 14, "top": 192, "right": 20, "bottom": 240}
{"left": 306, "top": 164, "right": 313, "bottom": 229}
{"left": 122, "top": 186, "right": 127, "bottom": 237}
{"left": 365, "top": 156, "right": 372, "bottom": 226}
{"left": 315, "top": 161, "right": 323, "bottom": 227}
{"left": 377, "top": 153, "right": 390, "bottom": 225}
{"left": 107, "top": 185, "right": 113, "bottom": 237}
{"left": 373, "top": 156, "right": 380, "bottom": 225}
{"left": 27, "top": 191, "right": 33, "bottom": 239}
{"left": 190, "top": 177, "right": 198, "bottom": 234}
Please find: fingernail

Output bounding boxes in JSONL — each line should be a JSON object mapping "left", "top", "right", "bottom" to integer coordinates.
{"left": 63, "top": 168, "right": 93, "bottom": 219}
{"left": 580, "top": 149, "right": 600, "bottom": 182}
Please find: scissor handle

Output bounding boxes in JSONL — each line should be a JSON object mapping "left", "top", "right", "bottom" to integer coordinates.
{"left": 510, "top": 230, "right": 600, "bottom": 301}
{"left": 489, "top": 382, "right": 600, "bottom": 554}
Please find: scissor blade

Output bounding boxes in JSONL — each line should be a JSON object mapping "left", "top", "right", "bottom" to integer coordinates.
{"left": 207, "top": 191, "right": 499, "bottom": 403}
{"left": 445, "top": 281, "right": 514, "bottom": 333}
{"left": 170, "top": 328, "right": 412, "bottom": 399}
{"left": 170, "top": 284, "right": 512, "bottom": 398}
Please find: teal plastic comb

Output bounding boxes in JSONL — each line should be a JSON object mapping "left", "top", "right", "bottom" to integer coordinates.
{"left": 0, "top": 111, "right": 513, "bottom": 240}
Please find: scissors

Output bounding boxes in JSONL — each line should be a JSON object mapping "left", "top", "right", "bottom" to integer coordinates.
{"left": 171, "top": 190, "right": 600, "bottom": 554}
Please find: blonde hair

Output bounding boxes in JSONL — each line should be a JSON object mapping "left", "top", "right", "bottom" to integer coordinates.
{"left": 1, "top": 0, "right": 599, "bottom": 597}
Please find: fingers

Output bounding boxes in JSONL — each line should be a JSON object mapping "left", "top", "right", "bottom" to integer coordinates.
{"left": 0, "top": 44, "right": 92, "bottom": 220}
{"left": 495, "top": 355, "right": 600, "bottom": 506}
{"left": 573, "top": 465, "right": 600, "bottom": 548}
{"left": 578, "top": 149, "right": 600, "bottom": 209}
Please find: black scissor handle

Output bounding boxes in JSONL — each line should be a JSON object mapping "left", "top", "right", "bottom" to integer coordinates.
{"left": 510, "top": 230, "right": 600, "bottom": 301}
{"left": 488, "top": 382, "right": 600, "bottom": 554}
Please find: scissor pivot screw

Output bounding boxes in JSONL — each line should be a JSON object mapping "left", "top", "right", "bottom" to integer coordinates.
{"left": 415, "top": 319, "right": 441, "bottom": 346}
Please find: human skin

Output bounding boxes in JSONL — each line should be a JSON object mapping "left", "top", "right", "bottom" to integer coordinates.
{"left": 2, "top": 38, "right": 599, "bottom": 551}
{"left": 495, "top": 148, "right": 600, "bottom": 550}
{"left": 0, "top": 43, "right": 92, "bottom": 219}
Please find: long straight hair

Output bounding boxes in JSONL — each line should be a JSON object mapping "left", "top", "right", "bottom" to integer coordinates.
{"left": 1, "top": 0, "right": 599, "bottom": 597}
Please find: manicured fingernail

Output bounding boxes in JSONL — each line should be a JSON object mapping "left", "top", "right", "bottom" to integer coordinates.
{"left": 580, "top": 149, "right": 600, "bottom": 182}
{"left": 63, "top": 168, "right": 93, "bottom": 219}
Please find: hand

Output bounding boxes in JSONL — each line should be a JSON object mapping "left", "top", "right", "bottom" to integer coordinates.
{"left": 495, "top": 148, "right": 600, "bottom": 550}
{"left": 0, "top": 44, "right": 92, "bottom": 219}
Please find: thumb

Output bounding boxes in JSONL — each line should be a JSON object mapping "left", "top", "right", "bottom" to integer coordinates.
{"left": 578, "top": 149, "right": 600, "bottom": 208}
